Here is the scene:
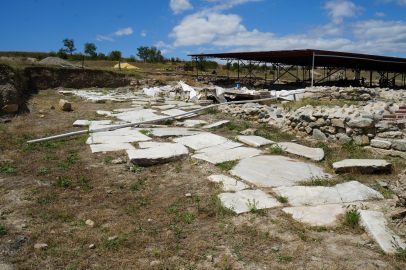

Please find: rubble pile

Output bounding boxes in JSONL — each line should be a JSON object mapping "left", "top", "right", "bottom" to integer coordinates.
{"left": 303, "top": 86, "right": 406, "bottom": 103}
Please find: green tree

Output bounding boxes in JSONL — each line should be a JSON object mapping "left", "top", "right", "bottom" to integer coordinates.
{"left": 136, "top": 46, "right": 150, "bottom": 62}
{"left": 98, "top": 52, "right": 107, "bottom": 60}
{"left": 84, "top": 43, "right": 97, "bottom": 57}
{"left": 108, "top": 51, "right": 122, "bottom": 61}
{"left": 57, "top": 48, "right": 68, "bottom": 59}
{"left": 62, "top": 38, "right": 77, "bottom": 56}
{"left": 128, "top": 55, "right": 136, "bottom": 62}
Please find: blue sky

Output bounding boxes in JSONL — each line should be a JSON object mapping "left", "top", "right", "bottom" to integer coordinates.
{"left": 2, "top": 0, "right": 406, "bottom": 60}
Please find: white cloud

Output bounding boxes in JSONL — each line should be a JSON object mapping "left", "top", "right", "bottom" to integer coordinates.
{"left": 141, "top": 30, "right": 147, "bottom": 37}
{"left": 323, "top": 0, "right": 364, "bottom": 24}
{"left": 96, "top": 35, "right": 114, "bottom": 41}
{"left": 170, "top": 0, "right": 194, "bottom": 14}
{"left": 375, "top": 12, "right": 386, "bottom": 17}
{"left": 378, "top": 0, "right": 406, "bottom": 6}
{"left": 114, "top": 27, "right": 133, "bottom": 36}
{"left": 169, "top": 12, "right": 246, "bottom": 46}
{"left": 96, "top": 27, "right": 133, "bottom": 42}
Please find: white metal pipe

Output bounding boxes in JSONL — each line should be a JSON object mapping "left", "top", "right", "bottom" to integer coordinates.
{"left": 26, "top": 93, "right": 297, "bottom": 144}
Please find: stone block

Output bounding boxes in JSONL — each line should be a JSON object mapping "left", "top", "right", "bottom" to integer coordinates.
{"left": 207, "top": 175, "right": 249, "bottom": 191}
{"left": 59, "top": 99, "right": 71, "bottom": 111}
{"left": 275, "top": 142, "right": 324, "bottom": 161}
{"left": 370, "top": 139, "right": 392, "bottom": 150}
{"left": 392, "top": 140, "right": 406, "bottom": 152}
{"left": 313, "top": 129, "right": 327, "bottom": 140}
{"left": 237, "top": 135, "right": 275, "bottom": 147}
{"left": 2, "top": 104, "right": 18, "bottom": 112}
{"left": 347, "top": 119, "right": 374, "bottom": 128}
{"left": 333, "top": 159, "right": 392, "bottom": 173}
{"left": 353, "top": 135, "right": 370, "bottom": 146}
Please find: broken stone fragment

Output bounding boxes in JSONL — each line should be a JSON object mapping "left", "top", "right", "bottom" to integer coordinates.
{"left": 34, "top": 243, "right": 48, "bottom": 249}
{"left": 59, "top": 99, "right": 71, "bottom": 111}
{"left": 2, "top": 104, "right": 18, "bottom": 112}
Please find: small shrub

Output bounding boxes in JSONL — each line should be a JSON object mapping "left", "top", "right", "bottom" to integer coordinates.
{"left": 205, "top": 107, "right": 219, "bottom": 114}
{"left": 184, "top": 213, "right": 196, "bottom": 224}
{"left": 270, "top": 144, "right": 286, "bottom": 155}
{"left": 226, "top": 122, "right": 238, "bottom": 130}
{"left": 276, "top": 253, "right": 292, "bottom": 262}
{"left": 0, "top": 162, "right": 17, "bottom": 173}
{"left": 0, "top": 224, "right": 7, "bottom": 235}
{"left": 57, "top": 176, "right": 72, "bottom": 187}
{"left": 38, "top": 167, "right": 51, "bottom": 174}
{"left": 139, "top": 129, "right": 153, "bottom": 137}
{"left": 342, "top": 205, "right": 360, "bottom": 228}
{"left": 246, "top": 199, "right": 259, "bottom": 213}
{"left": 277, "top": 195, "right": 288, "bottom": 203}
{"left": 217, "top": 160, "right": 237, "bottom": 171}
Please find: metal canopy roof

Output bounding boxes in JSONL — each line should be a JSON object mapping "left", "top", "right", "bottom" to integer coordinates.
{"left": 189, "top": 49, "right": 406, "bottom": 73}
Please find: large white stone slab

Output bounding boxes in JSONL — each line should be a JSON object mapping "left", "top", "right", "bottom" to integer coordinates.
{"left": 333, "top": 159, "right": 392, "bottom": 173}
{"left": 152, "top": 104, "right": 176, "bottom": 110}
{"left": 114, "top": 109, "right": 162, "bottom": 123}
{"left": 273, "top": 181, "right": 383, "bottom": 206}
{"left": 360, "top": 210, "right": 406, "bottom": 254}
{"left": 86, "top": 132, "right": 152, "bottom": 144}
{"left": 237, "top": 135, "right": 275, "bottom": 147}
{"left": 173, "top": 133, "right": 228, "bottom": 150}
{"left": 218, "top": 190, "right": 282, "bottom": 214}
{"left": 197, "top": 141, "right": 243, "bottom": 154}
{"left": 202, "top": 120, "right": 230, "bottom": 129}
{"left": 161, "top": 109, "right": 196, "bottom": 119}
{"left": 208, "top": 175, "right": 249, "bottom": 191}
{"left": 176, "top": 120, "right": 207, "bottom": 127}
{"left": 283, "top": 204, "right": 344, "bottom": 226}
{"left": 127, "top": 143, "right": 189, "bottom": 166}
{"left": 275, "top": 142, "right": 324, "bottom": 161}
{"left": 73, "top": 120, "right": 115, "bottom": 127}
{"left": 192, "top": 147, "right": 261, "bottom": 164}
{"left": 178, "top": 105, "right": 202, "bottom": 110}
{"left": 230, "top": 156, "right": 330, "bottom": 187}
{"left": 90, "top": 143, "right": 135, "bottom": 153}
{"left": 137, "top": 128, "right": 205, "bottom": 137}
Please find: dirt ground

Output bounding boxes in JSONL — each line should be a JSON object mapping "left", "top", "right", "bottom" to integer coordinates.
{"left": 1, "top": 88, "right": 406, "bottom": 270}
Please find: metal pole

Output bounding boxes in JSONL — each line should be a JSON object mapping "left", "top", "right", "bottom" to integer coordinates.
{"left": 196, "top": 57, "right": 199, "bottom": 81}
{"left": 265, "top": 62, "right": 267, "bottom": 87}
{"left": 370, "top": 70, "right": 373, "bottom": 88}
{"left": 119, "top": 59, "right": 121, "bottom": 71}
{"left": 82, "top": 55, "right": 84, "bottom": 68}
{"left": 237, "top": 60, "right": 240, "bottom": 83}
{"left": 311, "top": 52, "right": 315, "bottom": 87}
{"left": 26, "top": 94, "right": 297, "bottom": 144}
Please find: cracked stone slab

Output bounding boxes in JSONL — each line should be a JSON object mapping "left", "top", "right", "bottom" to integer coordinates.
{"left": 218, "top": 190, "right": 282, "bottom": 214}
{"left": 360, "top": 210, "right": 406, "bottom": 254}
{"left": 283, "top": 204, "right": 344, "bottom": 226}
{"left": 208, "top": 175, "right": 249, "bottom": 191}
{"left": 127, "top": 143, "right": 189, "bottom": 166}
{"left": 333, "top": 159, "right": 392, "bottom": 173}
{"left": 275, "top": 142, "right": 324, "bottom": 161}
{"left": 161, "top": 109, "right": 196, "bottom": 119}
{"left": 176, "top": 120, "right": 207, "bottom": 127}
{"left": 273, "top": 181, "right": 383, "bottom": 206}
{"left": 202, "top": 120, "right": 230, "bottom": 129}
{"left": 173, "top": 133, "right": 228, "bottom": 150}
{"left": 90, "top": 143, "right": 135, "bottom": 153}
{"left": 86, "top": 131, "right": 152, "bottom": 144}
{"left": 197, "top": 141, "right": 243, "bottom": 154}
{"left": 151, "top": 104, "right": 177, "bottom": 110}
{"left": 237, "top": 135, "right": 275, "bottom": 147}
{"left": 192, "top": 147, "right": 261, "bottom": 164}
{"left": 230, "top": 156, "right": 330, "bottom": 187}
{"left": 136, "top": 128, "right": 206, "bottom": 137}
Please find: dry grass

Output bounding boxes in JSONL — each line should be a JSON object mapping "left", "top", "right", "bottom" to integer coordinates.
{"left": 0, "top": 89, "right": 405, "bottom": 269}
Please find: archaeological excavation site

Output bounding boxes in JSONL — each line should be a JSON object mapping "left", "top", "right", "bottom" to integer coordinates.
{"left": 1, "top": 49, "right": 406, "bottom": 269}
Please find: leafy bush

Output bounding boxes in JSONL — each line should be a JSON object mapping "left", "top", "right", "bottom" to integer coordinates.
{"left": 70, "top": 53, "right": 83, "bottom": 61}
{"left": 128, "top": 55, "right": 137, "bottom": 62}
{"left": 57, "top": 176, "right": 73, "bottom": 187}
{"left": 49, "top": 50, "right": 58, "bottom": 57}
{"left": 270, "top": 144, "right": 286, "bottom": 154}
{"left": 57, "top": 48, "right": 68, "bottom": 59}
{"left": 343, "top": 205, "right": 360, "bottom": 228}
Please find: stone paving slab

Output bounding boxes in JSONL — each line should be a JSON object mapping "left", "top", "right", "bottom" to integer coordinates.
{"left": 275, "top": 142, "right": 324, "bottom": 161}
{"left": 173, "top": 133, "right": 229, "bottom": 150}
{"left": 218, "top": 190, "right": 282, "bottom": 214}
{"left": 237, "top": 135, "right": 275, "bottom": 147}
{"left": 161, "top": 109, "right": 196, "bottom": 119}
{"left": 176, "top": 120, "right": 207, "bottom": 127}
{"left": 202, "top": 120, "right": 230, "bottom": 129}
{"left": 113, "top": 109, "right": 162, "bottom": 123}
{"left": 333, "top": 159, "right": 392, "bottom": 173}
{"left": 127, "top": 143, "right": 189, "bottom": 166}
{"left": 90, "top": 143, "right": 135, "bottom": 153}
{"left": 73, "top": 120, "right": 114, "bottom": 127}
{"left": 138, "top": 142, "right": 175, "bottom": 148}
{"left": 178, "top": 105, "right": 202, "bottom": 110}
{"left": 283, "top": 204, "right": 344, "bottom": 226}
{"left": 230, "top": 156, "right": 330, "bottom": 187}
{"left": 273, "top": 181, "right": 383, "bottom": 206}
{"left": 207, "top": 175, "right": 249, "bottom": 191}
{"left": 86, "top": 132, "right": 152, "bottom": 144}
{"left": 196, "top": 141, "right": 243, "bottom": 154}
{"left": 193, "top": 147, "right": 261, "bottom": 164}
{"left": 151, "top": 104, "right": 177, "bottom": 110}
{"left": 360, "top": 210, "right": 406, "bottom": 254}
{"left": 136, "top": 128, "right": 206, "bottom": 137}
